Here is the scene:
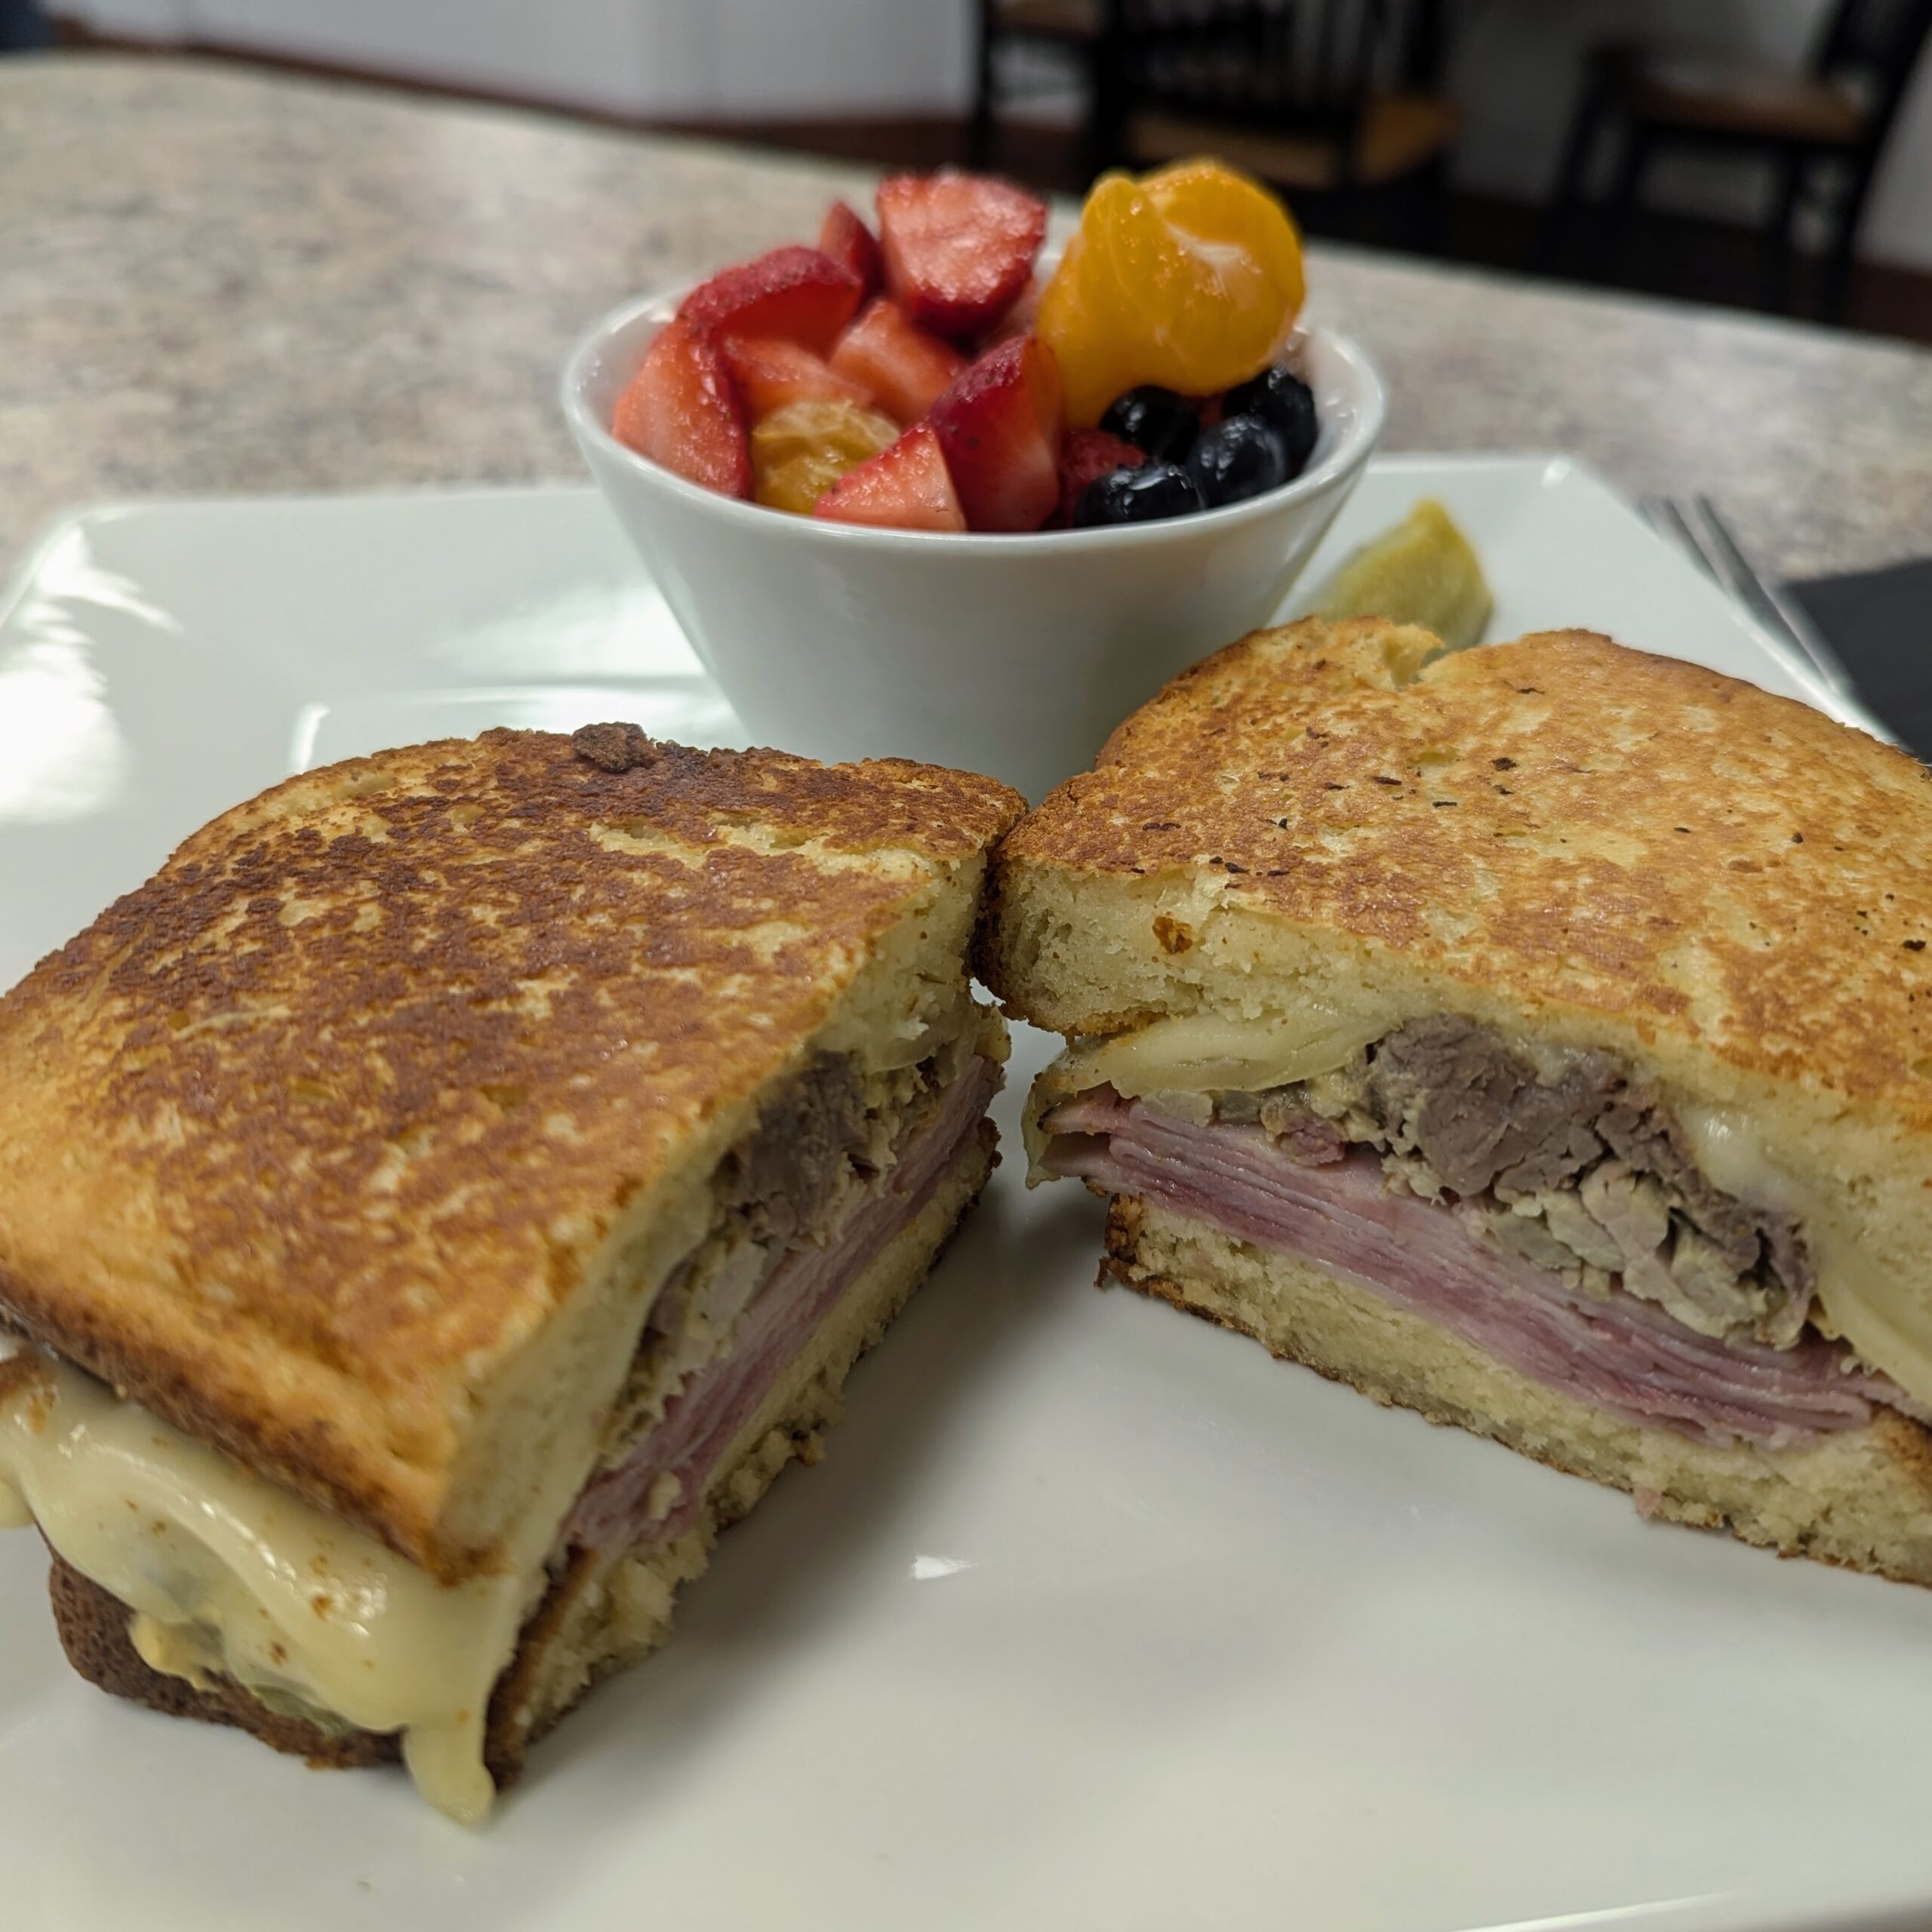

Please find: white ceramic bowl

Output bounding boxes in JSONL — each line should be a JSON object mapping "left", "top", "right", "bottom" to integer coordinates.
{"left": 562, "top": 272, "right": 1384, "bottom": 801}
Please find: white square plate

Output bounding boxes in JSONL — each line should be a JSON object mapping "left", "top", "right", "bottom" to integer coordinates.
{"left": 0, "top": 457, "right": 1921, "bottom": 1932}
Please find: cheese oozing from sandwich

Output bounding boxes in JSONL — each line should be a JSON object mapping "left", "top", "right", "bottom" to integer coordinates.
{"left": 0, "top": 1038, "right": 1001, "bottom": 1822}
{"left": 0, "top": 1334, "right": 531, "bottom": 1823}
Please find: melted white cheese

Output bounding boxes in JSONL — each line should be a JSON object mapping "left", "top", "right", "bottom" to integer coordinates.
{"left": 1680, "top": 1103, "right": 1932, "bottom": 1408}
{"left": 1070, "top": 998, "right": 1401, "bottom": 1099}
{"left": 0, "top": 1335, "right": 541, "bottom": 1823}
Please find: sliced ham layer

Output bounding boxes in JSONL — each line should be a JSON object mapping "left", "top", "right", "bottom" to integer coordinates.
{"left": 1045, "top": 1087, "right": 1910, "bottom": 1451}
{"left": 568, "top": 1054, "right": 997, "bottom": 1554}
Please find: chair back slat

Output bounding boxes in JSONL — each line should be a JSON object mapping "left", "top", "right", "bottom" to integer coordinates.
{"left": 1111, "top": 0, "right": 1407, "bottom": 146}
{"left": 1814, "top": 0, "right": 1932, "bottom": 133}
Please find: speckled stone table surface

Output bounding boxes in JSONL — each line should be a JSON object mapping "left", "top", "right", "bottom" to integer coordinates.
{"left": 4, "top": 52, "right": 1930, "bottom": 583}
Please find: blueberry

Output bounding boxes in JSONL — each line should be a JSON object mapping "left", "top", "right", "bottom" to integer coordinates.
{"left": 1186, "top": 415, "right": 1290, "bottom": 508}
{"left": 1221, "top": 366, "right": 1318, "bottom": 477}
{"left": 1074, "top": 463, "right": 1204, "bottom": 527}
{"left": 1100, "top": 386, "right": 1198, "bottom": 464}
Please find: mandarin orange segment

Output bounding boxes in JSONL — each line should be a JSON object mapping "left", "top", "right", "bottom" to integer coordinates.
{"left": 1039, "top": 159, "right": 1306, "bottom": 426}
{"left": 749, "top": 398, "right": 901, "bottom": 514}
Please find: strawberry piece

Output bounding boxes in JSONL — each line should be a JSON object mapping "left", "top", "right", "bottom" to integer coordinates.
{"left": 678, "top": 245, "right": 862, "bottom": 357}
{"left": 876, "top": 171, "right": 1048, "bottom": 339}
{"left": 1054, "top": 426, "right": 1145, "bottom": 526}
{"left": 611, "top": 315, "right": 750, "bottom": 497}
{"left": 828, "top": 300, "right": 966, "bottom": 425}
{"left": 928, "top": 334, "right": 1064, "bottom": 533}
{"left": 814, "top": 424, "right": 966, "bottom": 533}
{"left": 818, "top": 199, "right": 883, "bottom": 302}
{"left": 720, "top": 335, "right": 877, "bottom": 417}
{"left": 977, "top": 272, "right": 1044, "bottom": 352}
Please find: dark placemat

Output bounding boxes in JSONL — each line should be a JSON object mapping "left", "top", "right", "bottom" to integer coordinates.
{"left": 1790, "top": 558, "right": 1932, "bottom": 761}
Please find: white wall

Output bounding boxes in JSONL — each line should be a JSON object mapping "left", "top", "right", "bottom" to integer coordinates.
{"left": 186, "top": 0, "right": 708, "bottom": 115}
{"left": 60, "top": 0, "right": 976, "bottom": 118}
{"left": 1869, "top": 56, "right": 1932, "bottom": 266}
{"left": 60, "top": 0, "right": 184, "bottom": 32}
{"left": 706, "top": 0, "right": 971, "bottom": 115}
{"left": 1446, "top": 0, "right": 1932, "bottom": 269}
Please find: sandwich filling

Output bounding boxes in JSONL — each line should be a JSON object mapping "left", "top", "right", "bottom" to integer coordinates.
{"left": 0, "top": 1026, "right": 1000, "bottom": 1823}
{"left": 1037, "top": 1014, "right": 1926, "bottom": 1449}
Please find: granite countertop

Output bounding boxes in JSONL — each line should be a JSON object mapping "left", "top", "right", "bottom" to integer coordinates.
{"left": 3, "top": 52, "right": 1930, "bottom": 583}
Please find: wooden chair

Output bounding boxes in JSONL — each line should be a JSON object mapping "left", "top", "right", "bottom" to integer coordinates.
{"left": 1543, "top": 0, "right": 1932, "bottom": 318}
{"left": 1099, "top": 0, "right": 1457, "bottom": 237}
{"left": 970, "top": 0, "right": 1111, "bottom": 174}
{"left": 974, "top": 0, "right": 1457, "bottom": 238}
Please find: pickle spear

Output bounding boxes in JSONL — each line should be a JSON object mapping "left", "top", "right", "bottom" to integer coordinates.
{"left": 1305, "top": 498, "right": 1493, "bottom": 652}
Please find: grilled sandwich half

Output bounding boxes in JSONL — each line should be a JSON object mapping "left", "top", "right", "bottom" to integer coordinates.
{"left": 981, "top": 619, "right": 1932, "bottom": 1583}
{"left": 0, "top": 724, "right": 1023, "bottom": 1820}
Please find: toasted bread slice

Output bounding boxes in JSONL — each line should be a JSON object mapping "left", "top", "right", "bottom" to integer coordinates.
{"left": 983, "top": 619, "right": 1932, "bottom": 1406}
{"left": 983, "top": 619, "right": 1932, "bottom": 1580}
{"left": 0, "top": 727, "right": 1022, "bottom": 1583}
{"left": 0, "top": 725, "right": 1022, "bottom": 1817}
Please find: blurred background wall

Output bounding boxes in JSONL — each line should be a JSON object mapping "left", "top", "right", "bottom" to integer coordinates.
{"left": 42, "top": 0, "right": 1932, "bottom": 304}
{"left": 48, "top": 0, "right": 975, "bottom": 118}
{"left": 1447, "top": 0, "right": 1932, "bottom": 269}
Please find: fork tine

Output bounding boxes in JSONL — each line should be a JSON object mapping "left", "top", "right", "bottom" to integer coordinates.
{"left": 1640, "top": 494, "right": 1883, "bottom": 736}
{"left": 1688, "top": 496, "right": 1772, "bottom": 608}
{"left": 1690, "top": 497, "right": 1862, "bottom": 700}
{"left": 1640, "top": 495, "right": 1719, "bottom": 583}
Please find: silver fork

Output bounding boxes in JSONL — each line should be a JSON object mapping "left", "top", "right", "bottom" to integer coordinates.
{"left": 1638, "top": 493, "right": 1865, "bottom": 706}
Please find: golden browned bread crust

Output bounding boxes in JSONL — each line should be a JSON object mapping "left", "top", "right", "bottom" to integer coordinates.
{"left": 984, "top": 620, "right": 1932, "bottom": 1126}
{"left": 0, "top": 730, "right": 1022, "bottom": 1580}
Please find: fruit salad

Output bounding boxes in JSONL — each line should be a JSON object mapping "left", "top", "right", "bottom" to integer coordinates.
{"left": 610, "top": 160, "right": 1318, "bottom": 534}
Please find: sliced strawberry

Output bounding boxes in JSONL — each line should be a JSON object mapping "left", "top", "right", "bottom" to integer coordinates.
{"left": 611, "top": 315, "right": 750, "bottom": 497}
{"left": 828, "top": 299, "right": 966, "bottom": 425}
{"left": 678, "top": 245, "right": 862, "bottom": 357}
{"left": 818, "top": 199, "right": 883, "bottom": 302}
{"left": 977, "top": 272, "right": 1044, "bottom": 351}
{"left": 876, "top": 171, "right": 1048, "bottom": 339}
{"left": 1054, "top": 426, "right": 1145, "bottom": 526}
{"left": 928, "top": 333, "right": 1064, "bottom": 533}
{"left": 719, "top": 335, "right": 877, "bottom": 417}
{"left": 814, "top": 424, "right": 966, "bottom": 533}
